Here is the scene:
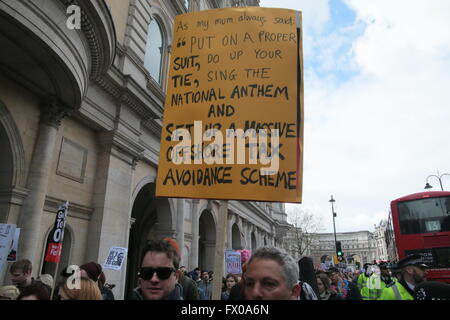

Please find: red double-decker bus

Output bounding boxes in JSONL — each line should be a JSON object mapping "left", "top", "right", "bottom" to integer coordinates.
{"left": 388, "top": 191, "right": 450, "bottom": 283}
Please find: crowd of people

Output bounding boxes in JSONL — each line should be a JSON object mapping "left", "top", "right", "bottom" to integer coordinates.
{"left": 313, "top": 254, "right": 450, "bottom": 300}
{"left": 0, "top": 259, "right": 114, "bottom": 300}
{"left": 1, "top": 237, "right": 450, "bottom": 300}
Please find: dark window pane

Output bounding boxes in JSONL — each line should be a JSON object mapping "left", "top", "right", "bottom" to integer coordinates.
{"left": 405, "top": 247, "right": 450, "bottom": 268}
{"left": 398, "top": 197, "right": 450, "bottom": 235}
{"left": 435, "top": 247, "right": 450, "bottom": 268}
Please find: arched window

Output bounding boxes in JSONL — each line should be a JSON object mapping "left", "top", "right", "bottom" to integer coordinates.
{"left": 144, "top": 19, "right": 164, "bottom": 84}
{"left": 183, "top": 0, "right": 191, "bottom": 11}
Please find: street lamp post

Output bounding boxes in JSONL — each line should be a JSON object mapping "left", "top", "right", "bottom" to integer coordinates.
{"left": 329, "top": 195, "right": 338, "bottom": 257}
{"left": 424, "top": 171, "right": 450, "bottom": 191}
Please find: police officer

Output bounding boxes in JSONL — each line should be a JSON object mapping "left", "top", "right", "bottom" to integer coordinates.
{"left": 389, "top": 263, "right": 402, "bottom": 282}
{"left": 379, "top": 261, "right": 395, "bottom": 287}
{"left": 379, "top": 254, "right": 428, "bottom": 300}
{"left": 414, "top": 281, "right": 450, "bottom": 300}
{"left": 357, "top": 263, "right": 381, "bottom": 300}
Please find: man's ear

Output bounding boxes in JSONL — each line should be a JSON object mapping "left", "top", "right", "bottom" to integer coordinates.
{"left": 291, "top": 283, "right": 301, "bottom": 300}
{"left": 404, "top": 266, "right": 413, "bottom": 275}
{"left": 175, "top": 270, "right": 181, "bottom": 281}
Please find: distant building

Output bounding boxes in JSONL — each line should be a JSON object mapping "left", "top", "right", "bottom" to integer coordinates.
{"left": 374, "top": 220, "right": 389, "bottom": 261}
{"left": 284, "top": 230, "right": 379, "bottom": 269}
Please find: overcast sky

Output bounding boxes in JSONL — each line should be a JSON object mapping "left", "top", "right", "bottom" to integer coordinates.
{"left": 259, "top": 0, "right": 450, "bottom": 233}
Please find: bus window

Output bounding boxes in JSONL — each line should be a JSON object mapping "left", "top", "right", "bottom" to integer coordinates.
{"left": 398, "top": 197, "right": 450, "bottom": 234}
{"left": 435, "top": 247, "right": 450, "bottom": 268}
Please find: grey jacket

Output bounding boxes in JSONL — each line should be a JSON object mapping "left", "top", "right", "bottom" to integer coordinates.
{"left": 128, "top": 283, "right": 183, "bottom": 300}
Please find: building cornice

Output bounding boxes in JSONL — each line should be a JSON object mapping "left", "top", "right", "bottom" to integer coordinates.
{"left": 44, "top": 195, "right": 93, "bottom": 221}
{"left": 62, "top": 0, "right": 117, "bottom": 81}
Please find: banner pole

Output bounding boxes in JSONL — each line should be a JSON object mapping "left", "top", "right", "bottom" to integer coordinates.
{"left": 50, "top": 261, "right": 61, "bottom": 299}
{"left": 211, "top": 200, "right": 228, "bottom": 300}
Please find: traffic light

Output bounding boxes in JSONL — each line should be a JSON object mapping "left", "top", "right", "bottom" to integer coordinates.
{"left": 336, "top": 241, "right": 343, "bottom": 257}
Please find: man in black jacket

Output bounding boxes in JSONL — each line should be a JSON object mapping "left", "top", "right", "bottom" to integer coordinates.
{"left": 177, "top": 267, "right": 199, "bottom": 300}
{"left": 128, "top": 239, "right": 183, "bottom": 300}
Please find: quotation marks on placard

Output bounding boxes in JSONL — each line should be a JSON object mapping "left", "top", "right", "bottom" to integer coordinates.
{"left": 177, "top": 38, "right": 187, "bottom": 48}
{"left": 194, "top": 79, "right": 200, "bottom": 88}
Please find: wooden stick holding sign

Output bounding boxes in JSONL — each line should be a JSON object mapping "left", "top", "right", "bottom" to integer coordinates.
{"left": 212, "top": 200, "right": 228, "bottom": 300}
{"left": 44, "top": 201, "right": 69, "bottom": 299}
{"left": 155, "top": 4, "right": 304, "bottom": 297}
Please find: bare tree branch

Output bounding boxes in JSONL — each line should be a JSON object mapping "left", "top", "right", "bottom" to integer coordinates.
{"left": 285, "top": 207, "right": 324, "bottom": 258}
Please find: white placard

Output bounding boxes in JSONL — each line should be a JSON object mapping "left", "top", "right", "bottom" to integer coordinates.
{"left": 103, "top": 247, "right": 128, "bottom": 271}
{"left": 7, "top": 228, "right": 20, "bottom": 261}
{"left": 225, "top": 250, "right": 242, "bottom": 275}
{"left": 0, "top": 224, "right": 16, "bottom": 275}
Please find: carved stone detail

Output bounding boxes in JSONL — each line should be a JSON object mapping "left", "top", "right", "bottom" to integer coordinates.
{"left": 40, "top": 98, "right": 72, "bottom": 129}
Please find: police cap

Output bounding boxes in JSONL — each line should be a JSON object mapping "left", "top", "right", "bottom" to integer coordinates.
{"left": 378, "top": 261, "right": 389, "bottom": 269}
{"left": 389, "top": 263, "right": 401, "bottom": 273}
{"left": 397, "top": 254, "right": 429, "bottom": 269}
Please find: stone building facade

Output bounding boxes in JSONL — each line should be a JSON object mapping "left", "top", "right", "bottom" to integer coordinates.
{"left": 374, "top": 220, "right": 388, "bottom": 261}
{"left": 0, "top": 0, "right": 290, "bottom": 298}
{"left": 286, "top": 230, "right": 379, "bottom": 268}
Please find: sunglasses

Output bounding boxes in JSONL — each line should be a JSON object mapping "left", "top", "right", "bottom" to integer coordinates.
{"left": 138, "top": 267, "right": 175, "bottom": 280}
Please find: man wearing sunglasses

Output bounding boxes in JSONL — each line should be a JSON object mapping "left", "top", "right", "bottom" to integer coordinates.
{"left": 129, "top": 239, "right": 183, "bottom": 300}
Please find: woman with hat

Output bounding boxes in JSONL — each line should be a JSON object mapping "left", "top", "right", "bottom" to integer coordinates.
{"left": 80, "top": 262, "right": 115, "bottom": 300}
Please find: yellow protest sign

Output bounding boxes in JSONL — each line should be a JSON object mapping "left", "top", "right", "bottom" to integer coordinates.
{"left": 156, "top": 7, "right": 304, "bottom": 203}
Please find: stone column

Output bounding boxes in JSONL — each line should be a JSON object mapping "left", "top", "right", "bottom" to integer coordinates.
{"left": 248, "top": 224, "right": 254, "bottom": 250}
{"left": 17, "top": 100, "right": 68, "bottom": 265}
{"left": 242, "top": 221, "right": 249, "bottom": 249}
{"left": 189, "top": 199, "right": 199, "bottom": 269}
{"left": 176, "top": 198, "right": 185, "bottom": 263}
{"left": 257, "top": 228, "right": 261, "bottom": 249}
{"left": 227, "top": 214, "right": 235, "bottom": 250}
{"left": 85, "top": 132, "right": 137, "bottom": 299}
{"left": 191, "top": 0, "right": 201, "bottom": 11}
{"left": 204, "top": 240, "right": 216, "bottom": 271}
